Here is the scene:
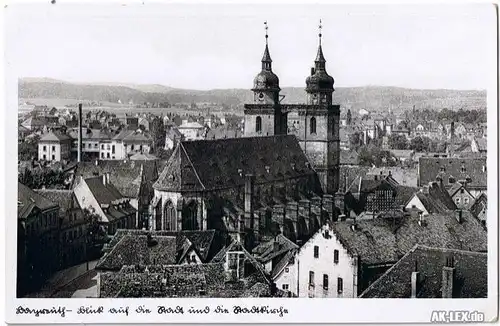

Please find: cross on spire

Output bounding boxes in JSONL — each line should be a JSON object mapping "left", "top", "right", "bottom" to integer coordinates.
{"left": 264, "top": 21, "right": 269, "bottom": 44}
{"left": 318, "top": 19, "right": 323, "bottom": 45}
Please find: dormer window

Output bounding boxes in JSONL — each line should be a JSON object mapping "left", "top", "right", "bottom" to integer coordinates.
{"left": 440, "top": 166, "right": 445, "bottom": 172}
{"left": 448, "top": 176, "right": 455, "bottom": 184}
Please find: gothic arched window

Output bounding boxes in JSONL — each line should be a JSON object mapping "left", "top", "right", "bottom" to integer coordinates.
{"left": 310, "top": 117, "right": 317, "bottom": 134}
{"left": 164, "top": 201, "right": 176, "bottom": 231}
{"left": 256, "top": 116, "right": 262, "bottom": 133}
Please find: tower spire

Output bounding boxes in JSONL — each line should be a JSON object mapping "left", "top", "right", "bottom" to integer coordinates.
{"left": 261, "top": 21, "right": 272, "bottom": 70}
{"left": 315, "top": 19, "right": 326, "bottom": 67}
{"left": 319, "top": 19, "right": 322, "bottom": 46}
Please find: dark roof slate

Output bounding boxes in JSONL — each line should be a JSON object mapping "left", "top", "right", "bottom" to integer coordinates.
{"left": 360, "top": 245, "right": 487, "bottom": 298}
{"left": 154, "top": 135, "right": 315, "bottom": 192}
{"left": 419, "top": 157, "right": 487, "bottom": 190}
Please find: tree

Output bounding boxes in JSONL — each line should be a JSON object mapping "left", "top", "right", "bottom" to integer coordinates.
{"left": 348, "top": 132, "right": 363, "bottom": 151}
{"left": 149, "top": 117, "right": 166, "bottom": 153}
{"left": 346, "top": 109, "right": 352, "bottom": 125}
{"left": 18, "top": 134, "right": 40, "bottom": 161}
{"left": 388, "top": 134, "right": 408, "bottom": 150}
{"left": 409, "top": 136, "right": 435, "bottom": 152}
{"left": 358, "top": 145, "right": 397, "bottom": 167}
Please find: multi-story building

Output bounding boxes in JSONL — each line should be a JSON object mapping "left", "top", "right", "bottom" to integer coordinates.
{"left": 178, "top": 121, "right": 205, "bottom": 140}
{"left": 35, "top": 189, "right": 90, "bottom": 269}
{"left": 17, "top": 183, "right": 60, "bottom": 295}
{"left": 37, "top": 131, "right": 72, "bottom": 162}
{"left": 73, "top": 174, "right": 137, "bottom": 235}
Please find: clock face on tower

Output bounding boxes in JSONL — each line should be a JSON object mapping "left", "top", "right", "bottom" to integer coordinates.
{"left": 258, "top": 93, "right": 265, "bottom": 101}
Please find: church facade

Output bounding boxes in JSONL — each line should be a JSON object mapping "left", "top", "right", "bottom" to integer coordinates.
{"left": 243, "top": 30, "right": 341, "bottom": 195}
{"left": 150, "top": 28, "right": 342, "bottom": 247}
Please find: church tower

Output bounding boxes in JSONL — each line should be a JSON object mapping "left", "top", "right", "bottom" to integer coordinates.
{"left": 298, "top": 20, "right": 340, "bottom": 194}
{"left": 244, "top": 22, "right": 286, "bottom": 137}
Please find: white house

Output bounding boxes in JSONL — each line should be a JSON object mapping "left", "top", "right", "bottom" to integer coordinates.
{"left": 273, "top": 223, "right": 359, "bottom": 298}
{"left": 38, "top": 131, "right": 72, "bottom": 162}
{"left": 178, "top": 122, "right": 205, "bottom": 141}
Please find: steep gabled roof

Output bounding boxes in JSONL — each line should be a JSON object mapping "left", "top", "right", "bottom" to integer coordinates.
{"left": 154, "top": 135, "right": 315, "bottom": 192}
{"left": 252, "top": 234, "right": 299, "bottom": 264}
{"left": 39, "top": 131, "right": 72, "bottom": 142}
{"left": 18, "top": 182, "right": 58, "bottom": 219}
{"left": 96, "top": 234, "right": 177, "bottom": 271}
{"left": 470, "top": 193, "right": 487, "bottom": 220}
{"left": 360, "top": 245, "right": 487, "bottom": 298}
{"left": 419, "top": 157, "right": 487, "bottom": 189}
{"left": 331, "top": 210, "right": 487, "bottom": 267}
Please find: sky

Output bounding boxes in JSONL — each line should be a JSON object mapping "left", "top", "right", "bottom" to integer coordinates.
{"left": 5, "top": 3, "right": 497, "bottom": 90}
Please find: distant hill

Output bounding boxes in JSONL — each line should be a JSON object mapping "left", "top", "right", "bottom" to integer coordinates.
{"left": 18, "top": 78, "right": 487, "bottom": 114}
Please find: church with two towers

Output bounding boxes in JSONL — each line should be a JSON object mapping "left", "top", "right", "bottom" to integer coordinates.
{"left": 150, "top": 23, "right": 342, "bottom": 246}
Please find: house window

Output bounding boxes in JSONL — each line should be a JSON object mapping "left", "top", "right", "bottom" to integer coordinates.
{"left": 52, "top": 145, "right": 56, "bottom": 151}
{"left": 282, "top": 284, "right": 289, "bottom": 290}
{"left": 323, "top": 274, "right": 329, "bottom": 290}
{"left": 309, "top": 271, "right": 315, "bottom": 286}
{"left": 337, "top": 277, "right": 343, "bottom": 294}
{"left": 131, "top": 144, "right": 135, "bottom": 150}
{"left": 460, "top": 189, "right": 465, "bottom": 194}
{"left": 464, "top": 197, "right": 469, "bottom": 205}
{"left": 52, "top": 155, "right": 55, "bottom": 160}
{"left": 107, "top": 144, "right": 110, "bottom": 150}
{"left": 43, "top": 154, "right": 46, "bottom": 160}
{"left": 101, "top": 152, "right": 104, "bottom": 158}
{"left": 112, "top": 145, "right": 115, "bottom": 154}
{"left": 310, "top": 117, "right": 317, "bottom": 134}
{"left": 82, "top": 143, "right": 86, "bottom": 149}
{"left": 285, "top": 267, "right": 289, "bottom": 273}
{"left": 449, "top": 176, "right": 455, "bottom": 183}
{"left": 107, "top": 153, "right": 110, "bottom": 158}
{"left": 314, "top": 246, "right": 319, "bottom": 258}
{"left": 455, "top": 198, "right": 461, "bottom": 204}
{"left": 43, "top": 145, "right": 47, "bottom": 151}
{"left": 95, "top": 143, "right": 98, "bottom": 148}
{"left": 101, "top": 144, "right": 104, "bottom": 150}
{"left": 461, "top": 165, "right": 466, "bottom": 173}
{"left": 140, "top": 145, "right": 143, "bottom": 152}
{"left": 256, "top": 116, "right": 262, "bottom": 133}
{"left": 334, "top": 250, "right": 339, "bottom": 264}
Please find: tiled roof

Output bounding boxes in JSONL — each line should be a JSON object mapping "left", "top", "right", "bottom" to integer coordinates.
{"left": 85, "top": 176, "right": 124, "bottom": 204}
{"left": 331, "top": 210, "right": 487, "bottom": 266}
{"left": 68, "top": 128, "right": 113, "bottom": 140}
{"left": 39, "top": 131, "right": 72, "bottom": 142}
{"left": 96, "top": 234, "right": 177, "bottom": 271}
{"left": 340, "top": 150, "right": 358, "bottom": 166}
{"left": 419, "top": 157, "right": 487, "bottom": 190}
{"left": 360, "top": 245, "right": 487, "bottom": 298}
{"left": 35, "top": 189, "right": 79, "bottom": 217}
{"left": 206, "top": 126, "right": 242, "bottom": 140}
{"left": 414, "top": 182, "right": 457, "bottom": 214}
{"left": 74, "top": 160, "right": 160, "bottom": 198}
{"left": 18, "top": 182, "right": 58, "bottom": 219}
{"left": 470, "top": 194, "right": 487, "bottom": 220}
{"left": 252, "top": 234, "right": 298, "bottom": 263}
{"left": 100, "top": 263, "right": 269, "bottom": 298}
{"left": 112, "top": 130, "right": 152, "bottom": 143}
{"left": 103, "top": 229, "right": 221, "bottom": 263}
{"left": 154, "top": 135, "right": 315, "bottom": 192}
{"left": 394, "top": 186, "right": 418, "bottom": 206}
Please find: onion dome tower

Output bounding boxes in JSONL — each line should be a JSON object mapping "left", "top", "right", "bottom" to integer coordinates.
{"left": 252, "top": 21, "right": 281, "bottom": 105}
{"left": 306, "top": 19, "right": 335, "bottom": 105}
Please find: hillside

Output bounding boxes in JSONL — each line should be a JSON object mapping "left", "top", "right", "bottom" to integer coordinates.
{"left": 18, "top": 78, "right": 487, "bottom": 114}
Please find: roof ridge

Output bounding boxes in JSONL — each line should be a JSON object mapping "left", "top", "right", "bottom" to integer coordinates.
{"left": 180, "top": 142, "right": 206, "bottom": 190}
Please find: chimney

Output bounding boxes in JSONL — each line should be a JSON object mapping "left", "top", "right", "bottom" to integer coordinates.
{"left": 455, "top": 209, "right": 463, "bottom": 223}
{"left": 244, "top": 174, "right": 255, "bottom": 231}
{"left": 422, "top": 185, "right": 429, "bottom": 195}
{"left": 442, "top": 257, "right": 456, "bottom": 298}
{"left": 411, "top": 271, "right": 422, "bottom": 298}
{"left": 78, "top": 103, "right": 83, "bottom": 162}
